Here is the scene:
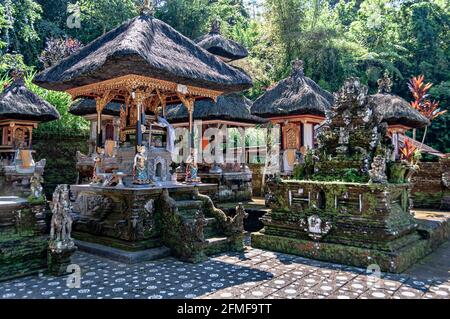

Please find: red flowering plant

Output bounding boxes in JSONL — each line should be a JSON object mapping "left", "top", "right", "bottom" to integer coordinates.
{"left": 408, "top": 75, "right": 446, "bottom": 147}
{"left": 400, "top": 138, "right": 421, "bottom": 166}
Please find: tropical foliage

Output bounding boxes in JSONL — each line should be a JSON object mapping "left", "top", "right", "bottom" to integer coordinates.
{"left": 0, "top": 0, "right": 448, "bottom": 152}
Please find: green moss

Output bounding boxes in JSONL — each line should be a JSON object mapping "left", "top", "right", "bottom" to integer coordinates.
{"left": 412, "top": 191, "right": 445, "bottom": 209}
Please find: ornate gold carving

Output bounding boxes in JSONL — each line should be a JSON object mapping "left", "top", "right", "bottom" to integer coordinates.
{"left": 67, "top": 74, "right": 222, "bottom": 101}
{"left": 119, "top": 104, "right": 127, "bottom": 143}
{"left": 283, "top": 123, "right": 300, "bottom": 150}
{"left": 95, "top": 91, "right": 114, "bottom": 113}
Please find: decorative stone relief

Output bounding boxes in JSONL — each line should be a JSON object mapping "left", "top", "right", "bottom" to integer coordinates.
{"left": 300, "top": 214, "right": 332, "bottom": 240}
{"left": 49, "top": 185, "right": 75, "bottom": 254}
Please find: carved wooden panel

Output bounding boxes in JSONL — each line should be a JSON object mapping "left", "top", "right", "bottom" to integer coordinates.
{"left": 283, "top": 123, "right": 300, "bottom": 150}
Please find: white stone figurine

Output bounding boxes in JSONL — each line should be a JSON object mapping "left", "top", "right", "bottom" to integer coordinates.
{"left": 30, "top": 171, "right": 44, "bottom": 200}
{"left": 49, "top": 185, "right": 75, "bottom": 253}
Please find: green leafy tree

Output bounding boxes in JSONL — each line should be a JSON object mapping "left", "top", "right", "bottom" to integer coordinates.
{"left": 0, "top": 0, "right": 43, "bottom": 65}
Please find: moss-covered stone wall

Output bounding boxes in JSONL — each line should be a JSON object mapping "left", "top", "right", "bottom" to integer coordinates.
{"left": 411, "top": 159, "right": 450, "bottom": 210}
{"left": 33, "top": 134, "right": 88, "bottom": 198}
{"left": 249, "top": 164, "right": 264, "bottom": 197}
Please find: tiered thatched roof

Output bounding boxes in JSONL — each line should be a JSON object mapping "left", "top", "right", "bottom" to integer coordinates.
{"left": 251, "top": 60, "right": 334, "bottom": 118}
{"left": 370, "top": 75, "right": 430, "bottom": 129}
{"left": 195, "top": 21, "right": 248, "bottom": 62}
{"left": 0, "top": 76, "right": 60, "bottom": 122}
{"left": 34, "top": 14, "right": 252, "bottom": 94}
{"left": 69, "top": 99, "right": 122, "bottom": 117}
{"left": 166, "top": 94, "right": 266, "bottom": 124}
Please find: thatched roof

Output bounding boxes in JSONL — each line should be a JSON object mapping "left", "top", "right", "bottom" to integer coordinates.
{"left": 369, "top": 74, "right": 430, "bottom": 129}
{"left": 251, "top": 60, "right": 334, "bottom": 118}
{"left": 371, "top": 94, "right": 430, "bottom": 129}
{"left": 195, "top": 21, "right": 248, "bottom": 62}
{"left": 34, "top": 14, "right": 252, "bottom": 94}
{"left": 69, "top": 99, "right": 122, "bottom": 117}
{"left": 0, "top": 77, "right": 60, "bottom": 122}
{"left": 166, "top": 94, "right": 267, "bottom": 124}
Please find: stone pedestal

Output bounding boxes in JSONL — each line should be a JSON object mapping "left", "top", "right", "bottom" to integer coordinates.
{"left": 47, "top": 247, "right": 77, "bottom": 276}
{"left": 252, "top": 180, "right": 435, "bottom": 273}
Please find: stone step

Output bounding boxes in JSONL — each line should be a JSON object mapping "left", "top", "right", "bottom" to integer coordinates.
{"left": 205, "top": 237, "right": 228, "bottom": 245}
{"left": 175, "top": 200, "right": 203, "bottom": 210}
{"left": 75, "top": 240, "right": 171, "bottom": 264}
{"left": 204, "top": 237, "right": 230, "bottom": 256}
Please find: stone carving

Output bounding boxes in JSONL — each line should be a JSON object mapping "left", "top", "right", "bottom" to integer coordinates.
{"left": 232, "top": 203, "right": 248, "bottom": 232}
{"left": 133, "top": 145, "right": 151, "bottom": 185}
{"left": 159, "top": 189, "right": 205, "bottom": 262}
{"left": 91, "top": 152, "right": 103, "bottom": 185}
{"left": 74, "top": 193, "right": 114, "bottom": 221}
{"left": 377, "top": 71, "right": 392, "bottom": 94}
{"left": 185, "top": 155, "right": 200, "bottom": 183}
{"left": 29, "top": 171, "right": 44, "bottom": 200}
{"left": 49, "top": 185, "right": 75, "bottom": 253}
{"left": 300, "top": 214, "right": 332, "bottom": 240}
{"left": 144, "top": 199, "right": 155, "bottom": 233}
{"left": 369, "top": 155, "right": 388, "bottom": 183}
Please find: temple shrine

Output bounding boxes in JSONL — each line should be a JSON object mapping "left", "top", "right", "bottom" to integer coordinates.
{"left": 165, "top": 22, "right": 266, "bottom": 202}
{"left": 0, "top": 71, "right": 61, "bottom": 280}
{"left": 33, "top": 8, "right": 252, "bottom": 262}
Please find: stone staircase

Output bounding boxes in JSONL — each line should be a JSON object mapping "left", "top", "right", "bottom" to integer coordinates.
{"left": 158, "top": 188, "right": 246, "bottom": 263}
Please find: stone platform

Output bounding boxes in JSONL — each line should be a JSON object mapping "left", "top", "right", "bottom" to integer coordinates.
{"left": 0, "top": 197, "right": 48, "bottom": 282}
{"left": 253, "top": 180, "right": 450, "bottom": 273}
{"left": 70, "top": 182, "right": 246, "bottom": 263}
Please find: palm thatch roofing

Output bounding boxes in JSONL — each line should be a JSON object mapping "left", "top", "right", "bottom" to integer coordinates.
{"left": 0, "top": 77, "right": 60, "bottom": 122}
{"left": 166, "top": 94, "right": 267, "bottom": 125}
{"left": 369, "top": 76, "right": 430, "bottom": 129}
{"left": 69, "top": 99, "right": 122, "bottom": 117}
{"left": 34, "top": 14, "right": 252, "bottom": 94}
{"left": 195, "top": 21, "right": 248, "bottom": 62}
{"left": 251, "top": 60, "right": 334, "bottom": 118}
{"left": 371, "top": 93, "right": 430, "bottom": 128}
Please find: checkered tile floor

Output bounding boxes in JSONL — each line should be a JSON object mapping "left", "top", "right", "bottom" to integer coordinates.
{"left": 1, "top": 245, "right": 449, "bottom": 299}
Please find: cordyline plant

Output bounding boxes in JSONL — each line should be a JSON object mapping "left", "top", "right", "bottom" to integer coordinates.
{"left": 408, "top": 75, "right": 446, "bottom": 148}
{"left": 400, "top": 138, "right": 421, "bottom": 166}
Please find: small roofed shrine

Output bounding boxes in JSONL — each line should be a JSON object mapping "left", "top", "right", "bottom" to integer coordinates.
{"left": 370, "top": 73, "right": 430, "bottom": 160}
{"left": 251, "top": 60, "right": 334, "bottom": 175}
{"left": 0, "top": 71, "right": 60, "bottom": 281}
{"left": 34, "top": 7, "right": 251, "bottom": 262}
{"left": 0, "top": 71, "right": 60, "bottom": 196}
{"left": 252, "top": 77, "right": 446, "bottom": 273}
{"left": 166, "top": 93, "right": 267, "bottom": 202}
{"left": 195, "top": 20, "right": 249, "bottom": 62}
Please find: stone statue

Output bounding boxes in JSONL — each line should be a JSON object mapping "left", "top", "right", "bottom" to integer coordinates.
{"left": 185, "top": 155, "right": 200, "bottom": 183}
{"left": 49, "top": 185, "right": 75, "bottom": 253}
{"left": 369, "top": 155, "right": 388, "bottom": 184}
{"left": 133, "top": 145, "right": 151, "bottom": 185}
{"left": 377, "top": 71, "right": 393, "bottom": 94}
{"left": 30, "top": 171, "right": 44, "bottom": 200}
{"left": 91, "top": 151, "right": 103, "bottom": 185}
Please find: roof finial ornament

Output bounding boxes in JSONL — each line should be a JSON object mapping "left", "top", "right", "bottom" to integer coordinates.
{"left": 210, "top": 19, "right": 221, "bottom": 34}
{"left": 140, "top": 0, "right": 155, "bottom": 16}
{"left": 377, "top": 70, "right": 392, "bottom": 94}
{"left": 291, "top": 59, "right": 304, "bottom": 77}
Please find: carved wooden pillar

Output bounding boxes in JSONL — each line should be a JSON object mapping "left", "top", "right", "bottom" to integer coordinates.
{"left": 177, "top": 94, "right": 196, "bottom": 156}
{"left": 132, "top": 90, "right": 147, "bottom": 148}
{"left": 95, "top": 94, "right": 112, "bottom": 151}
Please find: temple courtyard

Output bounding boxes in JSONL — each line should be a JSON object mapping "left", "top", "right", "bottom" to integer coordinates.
{"left": 1, "top": 210, "right": 448, "bottom": 300}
